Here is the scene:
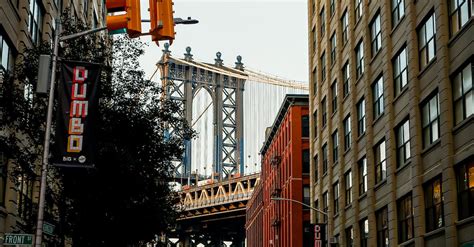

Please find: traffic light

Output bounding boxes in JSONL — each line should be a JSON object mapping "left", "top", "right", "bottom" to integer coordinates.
{"left": 106, "top": 0, "right": 142, "bottom": 37}
{"left": 149, "top": 0, "right": 175, "bottom": 44}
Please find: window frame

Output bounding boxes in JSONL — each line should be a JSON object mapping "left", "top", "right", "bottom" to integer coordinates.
{"left": 421, "top": 92, "right": 440, "bottom": 148}
{"left": 373, "top": 75, "right": 385, "bottom": 119}
{"left": 376, "top": 206, "right": 389, "bottom": 247}
{"left": 418, "top": 13, "right": 437, "bottom": 69}
{"left": 321, "top": 51, "right": 327, "bottom": 82}
{"left": 302, "top": 115, "right": 310, "bottom": 138}
{"left": 396, "top": 118, "right": 411, "bottom": 167}
{"left": 374, "top": 139, "right": 387, "bottom": 184}
{"left": 356, "top": 40, "right": 365, "bottom": 79}
{"left": 320, "top": 7, "right": 326, "bottom": 38}
{"left": 330, "top": 32, "right": 337, "bottom": 65}
{"left": 359, "top": 156, "right": 368, "bottom": 195}
{"left": 332, "top": 130, "right": 338, "bottom": 163}
{"left": 360, "top": 218, "right": 369, "bottom": 247}
{"left": 344, "top": 115, "right": 352, "bottom": 151}
{"left": 456, "top": 160, "right": 474, "bottom": 220}
{"left": 322, "top": 97, "right": 327, "bottom": 127}
{"left": 357, "top": 98, "right": 366, "bottom": 136}
{"left": 346, "top": 227, "right": 354, "bottom": 247}
{"left": 370, "top": 12, "right": 382, "bottom": 56}
{"left": 424, "top": 176, "right": 444, "bottom": 232}
{"left": 322, "top": 143, "right": 328, "bottom": 174}
{"left": 449, "top": 0, "right": 473, "bottom": 36}
{"left": 397, "top": 193, "right": 414, "bottom": 243}
{"left": 452, "top": 61, "right": 473, "bottom": 125}
{"left": 331, "top": 80, "right": 338, "bottom": 113}
{"left": 393, "top": 46, "right": 408, "bottom": 96}
{"left": 355, "top": 0, "right": 363, "bottom": 23}
{"left": 341, "top": 10, "right": 349, "bottom": 45}
{"left": 345, "top": 170, "right": 353, "bottom": 206}
{"left": 333, "top": 181, "right": 340, "bottom": 214}
{"left": 28, "top": 0, "right": 44, "bottom": 45}
{"left": 303, "top": 149, "right": 310, "bottom": 174}
{"left": 392, "top": 0, "right": 405, "bottom": 28}
{"left": 342, "top": 61, "right": 350, "bottom": 97}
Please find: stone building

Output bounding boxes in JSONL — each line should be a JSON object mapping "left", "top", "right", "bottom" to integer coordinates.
{"left": 308, "top": 0, "right": 473, "bottom": 246}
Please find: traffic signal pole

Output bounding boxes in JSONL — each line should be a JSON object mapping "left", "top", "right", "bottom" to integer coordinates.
{"left": 34, "top": 20, "right": 107, "bottom": 247}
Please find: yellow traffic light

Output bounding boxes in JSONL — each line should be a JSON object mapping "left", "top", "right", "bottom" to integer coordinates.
{"left": 106, "top": 0, "right": 142, "bottom": 37}
{"left": 149, "top": 0, "right": 175, "bottom": 44}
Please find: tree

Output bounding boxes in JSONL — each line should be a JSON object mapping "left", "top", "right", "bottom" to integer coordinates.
{"left": 0, "top": 11, "right": 191, "bottom": 246}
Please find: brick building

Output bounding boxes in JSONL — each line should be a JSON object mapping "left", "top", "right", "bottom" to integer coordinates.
{"left": 308, "top": 0, "right": 473, "bottom": 246}
{"left": 0, "top": 0, "right": 107, "bottom": 239}
{"left": 246, "top": 94, "right": 312, "bottom": 247}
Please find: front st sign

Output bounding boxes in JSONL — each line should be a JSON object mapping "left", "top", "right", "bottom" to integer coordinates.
{"left": 3, "top": 233, "right": 33, "bottom": 245}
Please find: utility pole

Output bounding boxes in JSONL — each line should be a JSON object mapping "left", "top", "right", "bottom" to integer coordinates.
{"left": 34, "top": 20, "right": 107, "bottom": 247}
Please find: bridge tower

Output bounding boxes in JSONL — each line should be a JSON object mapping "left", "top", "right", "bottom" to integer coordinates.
{"left": 158, "top": 44, "right": 246, "bottom": 180}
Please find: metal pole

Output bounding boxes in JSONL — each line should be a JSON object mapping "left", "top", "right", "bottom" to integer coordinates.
{"left": 35, "top": 19, "right": 61, "bottom": 247}
{"left": 270, "top": 197, "right": 329, "bottom": 216}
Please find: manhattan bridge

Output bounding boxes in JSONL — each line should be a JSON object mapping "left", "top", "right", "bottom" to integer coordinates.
{"left": 155, "top": 44, "right": 307, "bottom": 246}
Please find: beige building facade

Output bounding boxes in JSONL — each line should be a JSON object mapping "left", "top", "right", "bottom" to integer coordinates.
{"left": 0, "top": 0, "right": 106, "bottom": 240}
{"left": 308, "top": 0, "right": 473, "bottom": 246}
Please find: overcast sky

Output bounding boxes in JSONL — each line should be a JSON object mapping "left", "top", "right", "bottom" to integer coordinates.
{"left": 138, "top": 0, "right": 308, "bottom": 82}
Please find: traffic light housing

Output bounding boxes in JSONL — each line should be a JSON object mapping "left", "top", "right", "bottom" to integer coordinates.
{"left": 149, "top": 0, "right": 175, "bottom": 44}
{"left": 106, "top": 0, "right": 142, "bottom": 37}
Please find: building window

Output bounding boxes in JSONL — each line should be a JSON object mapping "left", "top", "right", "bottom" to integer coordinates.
{"left": 345, "top": 170, "right": 352, "bottom": 205}
{"left": 320, "top": 8, "right": 326, "bottom": 38}
{"left": 330, "top": 0, "right": 335, "bottom": 16}
{"left": 341, "top": 10, "right": 349, "bottom": 45}
{"left": 332, "top": 130, "right": 338, "bottom": 163}
{"left": 357, "top": 98, "right": 366, "bottom": 136}
{"left": 17, "top": 172, "right": 34, "bottom": 222}
{"left": 373, "top": 76, "right": 385, "bottom": 119}
{"left": 323, "top": 191, "right": 328, "bottom": 222}
{"left": 330, "top": 33, "right": 337, "bottom": 65}
{"left": 321, "top": 52, "right": 326, "bottom": 82}
{"left": 424, "top": 176, "right": 444, "bottom": 232}
{"left": 314, "top": 110, "right": 318, "bottom": 138}
{"left": 0, "top": 34, "right": 12, "bottom": 72}
{"left": 418, "top": 13, "right": 436, "bottom": 69}
{"left": 396, "top": 119, "right": 411, "bottom": 167}
{"left": 333, "top": 182, "right": 339, "bottom": 214}
{"left": 343, "top": 62, "right": 350, "bottom": 97}
{"left": 303, "top": 186, "right": 311, "bottom": 206}
{"left": 359, "top": 156, "right": 368, "bottom": 195}
{"left": 344, "top": 115, "right": 351, "bottom": 151}
{"left": 370, "top": 13, "right": 382, "bottom": 56}
{"left": 0, "top": 151, "right": 6, "bottom": 206}
{"left": 374, "top": 139, "right": 387, "bottom": 184}
{"left": 421, "top": 93, "right": 440, "bottom": 148}
{"left": 355, "top": 40, "right": 364, "bottom": 79}
{"left": 312, "top": 28, "right": 317, "bottom": 54}
{"left": 314, "top": 155, "right": 319, "bottom": 180}
{"left": 322, "top": 143, "right": 328, "bottom": 174}
{"left": 376, "top": 207, "right": 389, "bottom": 247}
{"left": 355, "top": 0, "right": 363, "bottom": 23}
{"left": 449, "top": 0, "right": 473, "bottom": 35}
{"left": 397, "top": 193, "right": 414, "bottom": 243}
{"left": 360, "top": 218, "right": 369, "bottom": 247}
{"left": 453, "top": 61, "right": 473, "bottom": 125}
{"left": 322, "top": 97, "right": 327, "bottom": 127}
{"left": 393, "top": 46, "right": 408, "bottom": 96}
{"left": 456, "top": 160, "right": 474, "bottom": 220}
{"left": 28, "top": 0, "right": 44, "bottom": 44}
{"left": 302, "top": 115, "right": 310, "bottom": 138}
{"left": 313, "top": 68, "right": 318, "bottom": 94}
{"left": 346, "top": 227, "right": 354, "bottom": 247}
{"left": 303, "top": 149, "right": 310, "bottom": 174}
{"left": 331, "top": 81, "right": 338, "bottom": 113}
{"left": 392, "top": 0, "right": 405, "bottom": 27}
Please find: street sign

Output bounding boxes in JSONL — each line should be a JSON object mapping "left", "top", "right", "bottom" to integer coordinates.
{"left": 43, "top": 222, "right": 55, "bottom": 236}
{"left": 3, "top": 233, "right": 33, "bottom": 245}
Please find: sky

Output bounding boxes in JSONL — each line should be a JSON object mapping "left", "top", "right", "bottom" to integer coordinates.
{"left": 138, "top": 0, "right": 309, "bottom": 82}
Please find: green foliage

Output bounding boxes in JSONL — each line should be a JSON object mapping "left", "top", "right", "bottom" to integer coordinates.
{"left": 0, "top": 9, "right": 191, "bottom": 246}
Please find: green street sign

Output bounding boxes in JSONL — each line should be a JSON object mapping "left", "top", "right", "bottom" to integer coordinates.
{"left": 43, "top": 222, "right": 55, "bottom": 236}
{"left": 3, "top": 233, "right": 33, "bottom": 245}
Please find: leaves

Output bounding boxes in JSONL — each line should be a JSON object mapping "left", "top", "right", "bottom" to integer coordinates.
{"left": 1, "top": 9, "right": 192, "bottom": 246}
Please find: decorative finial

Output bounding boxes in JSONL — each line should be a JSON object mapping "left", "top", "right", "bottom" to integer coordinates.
{"left": 235, "top": 55, "right": 244, "bottom": 70}
{"left": 184, "top": 46, "right": 193, "bottom": 61}
{"left": 215, "top": 52, "right": 223, "bottom": 66}
{"left": 163, "top": 43, "right": 171, "bottom": 55}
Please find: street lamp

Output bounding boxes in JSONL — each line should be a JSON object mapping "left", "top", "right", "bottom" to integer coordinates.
{"left": 270, "top": 197, "right": 329, "bottom": 216}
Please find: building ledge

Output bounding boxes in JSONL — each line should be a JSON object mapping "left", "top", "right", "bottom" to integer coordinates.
{"left": 456, "top": 215, "right": 474, "bottom": 227}
{"left": 423, "top": 227, "right": 445, "bottom": 238}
